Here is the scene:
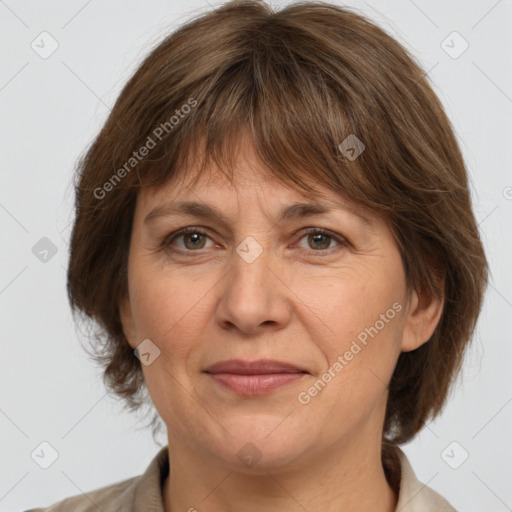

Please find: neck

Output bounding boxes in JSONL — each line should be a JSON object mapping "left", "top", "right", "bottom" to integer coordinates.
{"left": 163, "top": 434, "right": 398, "bottom": 512}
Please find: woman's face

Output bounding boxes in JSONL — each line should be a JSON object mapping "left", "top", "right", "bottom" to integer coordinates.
{"left": 120, "top": 136, "right": 437, "bottom": 472}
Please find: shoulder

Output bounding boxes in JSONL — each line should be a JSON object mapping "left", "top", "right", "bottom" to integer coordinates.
{"left": 24, "top": 475, "right": 139, "bottom": 512}
{"left": 395, "top": 447, "right": 458, "bottom": 511}
{"left": 24, "top": 446, "right": 169, "bottom": 512}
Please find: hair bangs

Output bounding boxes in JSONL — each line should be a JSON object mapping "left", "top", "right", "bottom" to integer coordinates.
{"left": 126, "top": 28, "right": 380, "bottom": 217}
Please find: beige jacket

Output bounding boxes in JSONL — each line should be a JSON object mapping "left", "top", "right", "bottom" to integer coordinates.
{"left": 26, "top": 446, "right": 456, "bottom": 511}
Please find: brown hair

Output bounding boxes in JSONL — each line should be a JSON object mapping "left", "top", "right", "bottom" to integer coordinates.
{"left": 67, "top": 0, "right": 488, "bottom": 468}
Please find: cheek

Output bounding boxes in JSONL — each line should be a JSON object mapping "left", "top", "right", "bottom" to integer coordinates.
{"left": 298, "top": 296, "right": 404, "bottom": 434}
{"left": 289, "top": 266, "right": 404, "bottom": 348}
{"left": 128, "top": 265, "right": 219, "bottom": 356}
{"left": 128, "top": 268, "right": 216, "bottom": 426}
{"left": 287, "top": 266, "right": 406, "bottom": 415}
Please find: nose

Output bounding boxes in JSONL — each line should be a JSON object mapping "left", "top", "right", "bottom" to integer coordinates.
{"left": 215, "top": 239, "right": 292, "bottom": 336}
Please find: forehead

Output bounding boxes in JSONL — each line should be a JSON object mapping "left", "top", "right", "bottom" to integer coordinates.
{"left": 139, "top": 137, "right": 339, "bottom": 209}
{"left": 139, "top": 161, "right": 354, "bottom": 221}
{"left": 142, "top": 165, "right": 308, "bottom": 207}
{"left": 138, "top": 167, "right": 380, "bottom": 241}
{"left": 135, "top": 132, "right": 379, "bottom": 231}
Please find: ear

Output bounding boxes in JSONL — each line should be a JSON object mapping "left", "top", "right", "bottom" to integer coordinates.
{"left": 119, "top": 294, "right": 138, "bottom": 349}
{"left": 400, "top": 279, "right": 445, "bottom": 353}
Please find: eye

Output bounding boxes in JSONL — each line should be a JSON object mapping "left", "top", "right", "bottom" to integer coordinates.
{"left": 163, "top": 227, "right": 214, "bottom": 252}
{"left": 295, "top": 228, "right": 346, "bottom": 254}
{"left": 161, "top": 226, "right": 347, "bottom": 256}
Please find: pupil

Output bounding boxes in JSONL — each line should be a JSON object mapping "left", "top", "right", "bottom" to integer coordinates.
{"left": 310, "top": 233, "right": 330, "bottom": 250}
{"left": 183, "top": 233, "right": 331, "bottom": 250}
{"left": 186, "top": 233, "right": 204, "bottom": 249}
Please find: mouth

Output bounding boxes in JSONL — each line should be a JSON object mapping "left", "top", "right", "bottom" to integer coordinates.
{"left": 203, "top": 359, "right": 309, "bottom": 396}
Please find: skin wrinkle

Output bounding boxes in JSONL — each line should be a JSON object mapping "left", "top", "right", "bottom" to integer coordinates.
{"left": 62, "top": 4, "right": 489, "bottom": 510}
{"left": 118, "top": 135, "right": 443, "bottom": 512}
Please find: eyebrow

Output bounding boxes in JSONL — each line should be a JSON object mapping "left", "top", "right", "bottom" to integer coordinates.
{"left": 143, "top": 200, "right": 371, "bottom": 227}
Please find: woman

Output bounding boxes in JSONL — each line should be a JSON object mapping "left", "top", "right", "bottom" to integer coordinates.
{"left": 28, "top": 0, "right": 487, "bottom": 510}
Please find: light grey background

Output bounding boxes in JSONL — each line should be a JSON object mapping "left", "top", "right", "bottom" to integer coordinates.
{"left": 1, "top": 0, "right": 511, "bottom": 510}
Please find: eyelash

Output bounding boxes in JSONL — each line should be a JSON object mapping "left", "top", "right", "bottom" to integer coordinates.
{"left": 161, "top": 226, "right": 347, "bottom": 257}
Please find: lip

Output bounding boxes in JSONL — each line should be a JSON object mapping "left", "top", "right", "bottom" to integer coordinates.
{"left": 203, "top": 359, "right": 308, "bottom": 396}
{"left": 204, "top": 359, "right": 307, "bottom": 374}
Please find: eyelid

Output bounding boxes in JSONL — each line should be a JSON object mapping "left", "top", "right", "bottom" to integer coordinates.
{"left": 162, "top": 225, "right": 348, "bottom": 254}
{"left": 162, "top": 226, "right": 214, "bottom": 248}
{"left": 293, "top": 227, "right": 347, "bottom": 249}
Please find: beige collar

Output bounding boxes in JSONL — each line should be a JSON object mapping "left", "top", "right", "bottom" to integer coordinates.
{"left": 42, "top": 445, "right": 455, "bottom": 511}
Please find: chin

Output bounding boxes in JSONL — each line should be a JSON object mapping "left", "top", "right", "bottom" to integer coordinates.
{"left": 208, "top": 420, "right": 312, "bottom": 473}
